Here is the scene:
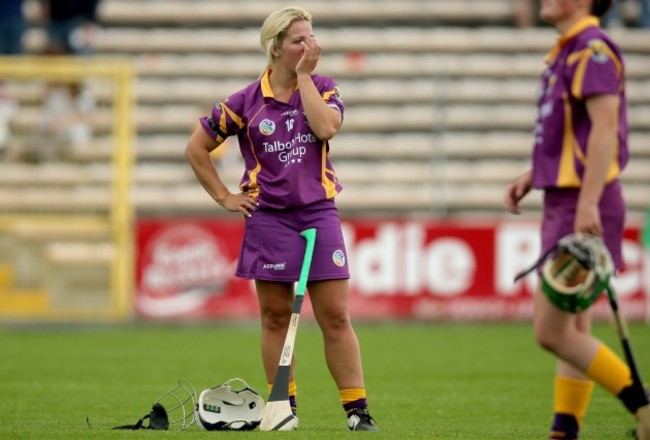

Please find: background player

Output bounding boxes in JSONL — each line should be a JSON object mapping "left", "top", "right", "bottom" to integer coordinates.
{"left": 504, "top": 0, "right": 650, "bottom": 438}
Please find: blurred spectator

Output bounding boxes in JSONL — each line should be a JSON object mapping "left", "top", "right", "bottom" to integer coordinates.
{"left": 32, "top": 81, "right": 96, "bottom": 162}
{"left": 0, "top": 85, "right": 18, "bottom": 160}
{"left": 0, "top": 0, "right": 26, "bottom": 55}
{"left": 39, "top": 0, "right": 102, "bottom": 55}
{"left": 26, "top": 1, "right": 102, "bottom": 162}
{"left": 602, "top": 0, "right": 650, "bottom": 28}
{"left": 0, "top": 0, "right": 25, "bottom": 159}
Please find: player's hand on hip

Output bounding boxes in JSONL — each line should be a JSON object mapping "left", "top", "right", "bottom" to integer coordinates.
{"left": 219, "top": 191, "right": 259, "bottom": 218}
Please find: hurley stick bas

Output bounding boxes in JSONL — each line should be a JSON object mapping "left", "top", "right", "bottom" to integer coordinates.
{"left": 604, "top": 284, "right": 650, "bottom": 439}
{"left": 260, "top": 227, "right": 316, "bottom": 431}
{"left": 605, "top": 285, "right": 649, "bottom": 405}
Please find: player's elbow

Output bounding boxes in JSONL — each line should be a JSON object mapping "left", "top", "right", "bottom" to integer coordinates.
{"left": 184, "top": 140, "right": 207, "bottom": 168}
{"left": 185, "top": 129, "right": 215, "bottom": 163}
{"left": 313, "top": 118, "right": 342, "bottom": 141}
{"left": 184, "top": 142, "right": 197, "bottom": 162}
{"left": 314, "top": 126, "right": 338, "bottom": 141}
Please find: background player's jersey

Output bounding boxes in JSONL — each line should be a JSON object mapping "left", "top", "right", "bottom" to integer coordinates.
{"left": 200, "top": 69, "right": 345, "bottom": 210}
{"left": 531, "top": 16, "right": 628, "bottom": 189}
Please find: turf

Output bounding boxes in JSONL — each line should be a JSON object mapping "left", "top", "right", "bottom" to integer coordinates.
{"left": 0, "top": 321, "right": 648, "bottom": 439}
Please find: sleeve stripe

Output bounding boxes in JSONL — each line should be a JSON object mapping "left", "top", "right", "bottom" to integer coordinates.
{"left": 569, "top": 45, "right": 623, "bottom": 99}
{"left": 222, "top": 102, "right": 245, "bottom": 129}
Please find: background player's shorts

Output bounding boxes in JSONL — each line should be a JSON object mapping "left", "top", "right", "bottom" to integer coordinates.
{"left": 235, "top": 199, "right": 350, "bottom": 282}
{"left": 541, "top": 180, "right": 625, "bottom": 271}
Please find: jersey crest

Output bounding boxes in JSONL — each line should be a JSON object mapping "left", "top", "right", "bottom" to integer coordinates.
{"left": 587, "top": 39, "right": 609, "bottom": 63}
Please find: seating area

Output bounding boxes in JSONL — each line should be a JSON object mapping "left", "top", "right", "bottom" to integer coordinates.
{"left": 6, "top": 0, "right": 650, "bottom": 218}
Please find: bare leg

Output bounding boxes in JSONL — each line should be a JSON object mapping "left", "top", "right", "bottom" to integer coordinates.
{"left": 308, "top": 279, "right": 365, "bottom": 389}
{"left": 256, "top": 280, "right": 295, "bottom": 384}
{"left": 533, "top": 286, "right": 600, "bottom": 370}
{"left": 555, "top": 308, "right": 593, "bottom": 379}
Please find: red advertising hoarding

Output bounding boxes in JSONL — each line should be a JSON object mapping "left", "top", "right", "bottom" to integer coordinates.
{"left": 135, "top": 218, "right": 649, "bottom": 321}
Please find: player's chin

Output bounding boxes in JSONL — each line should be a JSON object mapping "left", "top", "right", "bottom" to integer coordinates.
{"left": 538, "top": 3, "right": 553, "bottom": 19}
{"left": 539, "top": 8, "right": 558, "bottom": 23}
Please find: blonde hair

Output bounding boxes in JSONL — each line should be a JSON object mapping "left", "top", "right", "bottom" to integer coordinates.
{"left": 260, "top": 6, "right": 312, "bottom": 67}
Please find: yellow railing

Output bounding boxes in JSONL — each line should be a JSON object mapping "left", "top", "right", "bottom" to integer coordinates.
{"left": 0, "top": 56, "right": 135, "bottom": 321}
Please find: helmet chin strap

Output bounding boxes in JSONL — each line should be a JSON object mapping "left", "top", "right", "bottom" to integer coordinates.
{"left": 514, "top": 244, "right": 557, "bottom": 283}
{"left": 112, "top": 403, "right": 169, "bottom": 430}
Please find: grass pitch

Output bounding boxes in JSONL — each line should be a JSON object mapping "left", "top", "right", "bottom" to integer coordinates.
{"left": 0, "top": 321, "right": 648, "bottom": 439}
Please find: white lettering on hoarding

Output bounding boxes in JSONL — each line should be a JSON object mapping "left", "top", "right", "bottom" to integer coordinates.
{"left": 495, "top": 223, "right": 540, "bottom": 296}
{"left": 403, "top": 223, "right": 424, "bottom": 294}
{"left": 352, "top": 224, "right": 399, "bottom": 294}
{"left": 424, "top": 238, "right": 475, "bottom": 296}
{"left": 342, "top": 221, "right": 646, "bottom": 301}
{"left": 142, "top": 224, "right": 231, "bottom": 292}
{"left": 344, "top": 223, "right": 474, "bottom": 296}
{"left": 343, "top": 223, "right": 432, "bottom": 295}
{"left": 612, "top": 239, "right": 642, "bottom": 297}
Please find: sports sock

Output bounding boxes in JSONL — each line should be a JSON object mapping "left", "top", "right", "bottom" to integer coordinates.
{"left": 586, "top": 344, "right": 631, "bottom": 394}
{"left": 267, "top": 380, "right": 298, "bottom": 415}
{"left": 549, "top": 376, "right": 594, "bottom": 439}
{"left": 289, "top": 380, "right": 298, "bottom": 415}
{"left": 340, "top": 388, "right": 367, "bottom": 414}
{"left": 585, "top": 344, "right": 646, "bottom": 413}
{"left": 549, "top": 413, "right": 579, "bottom": 440}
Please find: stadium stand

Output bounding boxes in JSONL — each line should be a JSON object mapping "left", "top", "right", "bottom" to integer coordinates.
{"left": 7, "top": 0, "right": 650, "bottom": 218}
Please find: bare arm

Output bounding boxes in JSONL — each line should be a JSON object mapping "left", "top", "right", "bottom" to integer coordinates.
{"left": 575, "top": 94, "right": 620, "bottom": 236}
{"left": 296, "top": 36, "right": 342, "bottom": 140}
{"left": 185, "top": 127, "right": 258, "bottom": 217}
{"left": 504, "top": 168, "right": 533, "bottom": 214}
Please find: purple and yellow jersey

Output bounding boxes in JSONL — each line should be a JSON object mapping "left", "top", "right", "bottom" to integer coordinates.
{"left": 199, "top": 69, "right": 344, "bottom": 210}
{"left": 531, "top": 16, "right": 628, "bottom": 189}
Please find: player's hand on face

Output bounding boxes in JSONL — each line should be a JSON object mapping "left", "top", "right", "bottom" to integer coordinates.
{"left": 295, "top": 35, "right": 320, "bottom": 75}
{"left": 219, "top": 191, "right": 259, "bottom": 218}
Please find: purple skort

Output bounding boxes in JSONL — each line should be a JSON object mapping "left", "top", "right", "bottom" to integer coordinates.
{"left": 235, "top": 199, "right": 350, "bottom": 282}
{"left": 541, "top": 180, "right": 626, "bottom": 270}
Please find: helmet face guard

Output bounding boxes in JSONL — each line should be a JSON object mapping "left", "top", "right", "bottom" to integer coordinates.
{"left": 195, "top": 378, "right": 265, "bottom": 431}
{"left": 540, "top": 234, "right": 614, "bottom": 313}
